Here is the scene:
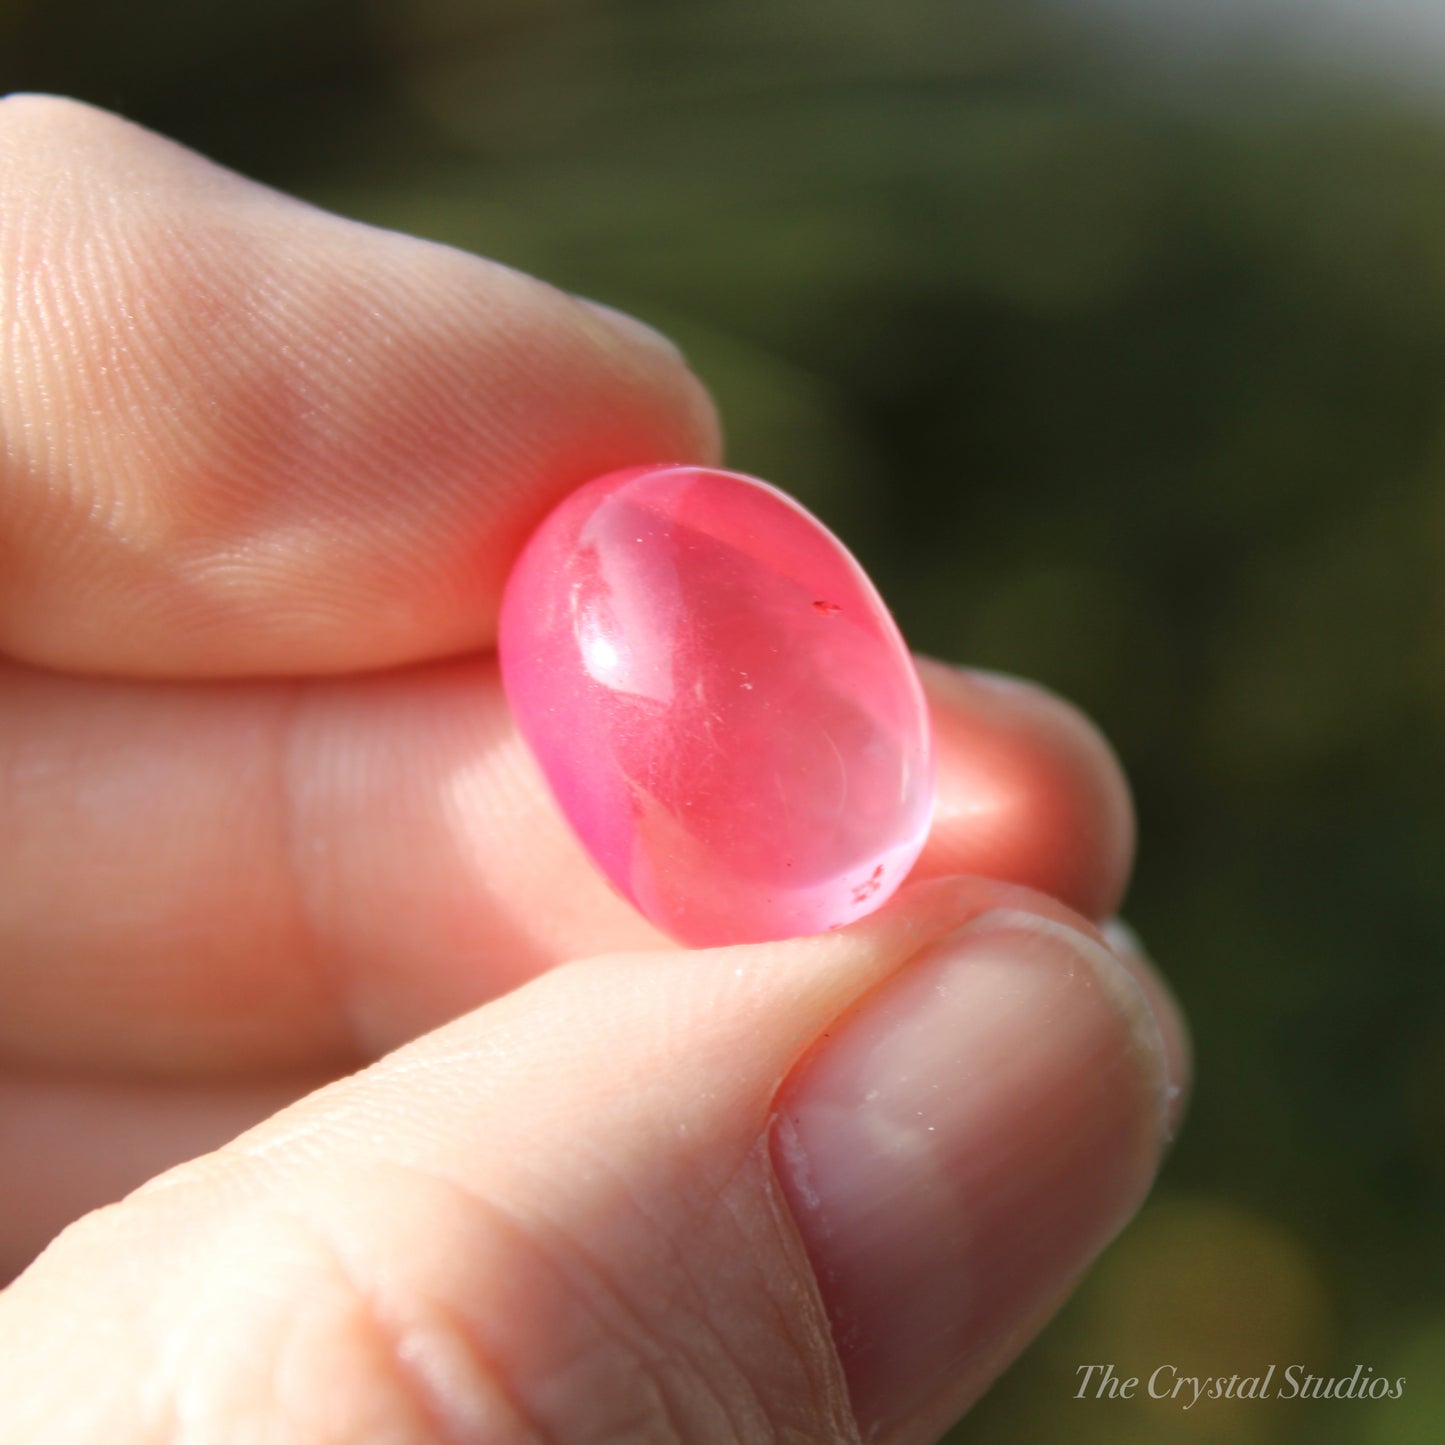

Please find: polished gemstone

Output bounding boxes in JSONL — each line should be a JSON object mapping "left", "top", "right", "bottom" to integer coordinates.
{"left": 498, "top": 464, "right": 934, "bottom": 946}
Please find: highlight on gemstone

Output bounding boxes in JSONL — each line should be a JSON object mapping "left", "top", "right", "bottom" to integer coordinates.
{"left": 498, "top": 464, "right": 935, "bottom": 946}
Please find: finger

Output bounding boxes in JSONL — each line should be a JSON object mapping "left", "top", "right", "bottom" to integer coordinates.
{"left": 914, "top": 657, "right": 1134, "bottom": 920}
{"left": 0, "top": 656, "right": 1131, "bottom": 1076}
{"left": 0, "top": 653, "right": 664, "bottom": 1077}
{"left": 0, "top": 95, "right": 718, "bottom": 677}
{"left": 0, "top": 1070, "right": 329, "bottom": 1284}
{"left": 0, "top": 879, "right": 1182, "bottom": 1443}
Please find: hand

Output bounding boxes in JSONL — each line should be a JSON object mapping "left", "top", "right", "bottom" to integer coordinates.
{"left": 0, "top": 96, "right": 1189, "bottom": 1444}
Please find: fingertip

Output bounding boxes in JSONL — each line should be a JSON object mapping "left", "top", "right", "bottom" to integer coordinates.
{"left": 913, "top": 656, "right": 1136, "bottom": 920}
{"left": 0, "top": 100, "right": 724, "bottom": 676}
{"left": 567, "top": 294, "right": 723, "bottom": 463}
{"left": 771, "top": 903, "right": 1170, "bottom": 1437}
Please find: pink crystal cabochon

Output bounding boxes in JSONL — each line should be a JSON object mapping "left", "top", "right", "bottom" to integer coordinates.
{"left": 498, "top": 464, "right": 935, "bottom": 946}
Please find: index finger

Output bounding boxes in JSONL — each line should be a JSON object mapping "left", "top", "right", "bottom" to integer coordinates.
{"left": 0, "top": 95, "right": 719, "bottom": 678}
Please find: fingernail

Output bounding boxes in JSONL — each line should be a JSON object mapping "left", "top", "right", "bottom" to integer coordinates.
{"left": 573, "top": 297, "right": 686, "bottom": 363}
{"left": 770, "top": 909, "right": 1170, "bottom": 1437}
{"left": 1103, "top": 918, "right": 1191, "bottom": 1141}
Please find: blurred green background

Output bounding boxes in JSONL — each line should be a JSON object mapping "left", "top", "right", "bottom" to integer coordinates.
{"left": 5, "top": 0, "right": 1442, "bottom": 1439}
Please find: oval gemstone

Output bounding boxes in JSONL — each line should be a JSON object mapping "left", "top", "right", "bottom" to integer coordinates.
{"left": 498, "top": 464, "right": 934, "bottom": 946}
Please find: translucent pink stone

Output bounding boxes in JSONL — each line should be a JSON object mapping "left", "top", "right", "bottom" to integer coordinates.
{"left": 498, "top": 464, "right": 934, "bottom": 946}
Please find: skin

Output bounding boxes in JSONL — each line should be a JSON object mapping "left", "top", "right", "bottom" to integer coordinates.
{"left": 0, "top": 96, "right": 1191, "bottom": 1445}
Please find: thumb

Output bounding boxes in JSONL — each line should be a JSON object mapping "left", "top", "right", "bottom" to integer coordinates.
{"left": 0, "top": 878, "right": 1182, "bottom": 1445}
